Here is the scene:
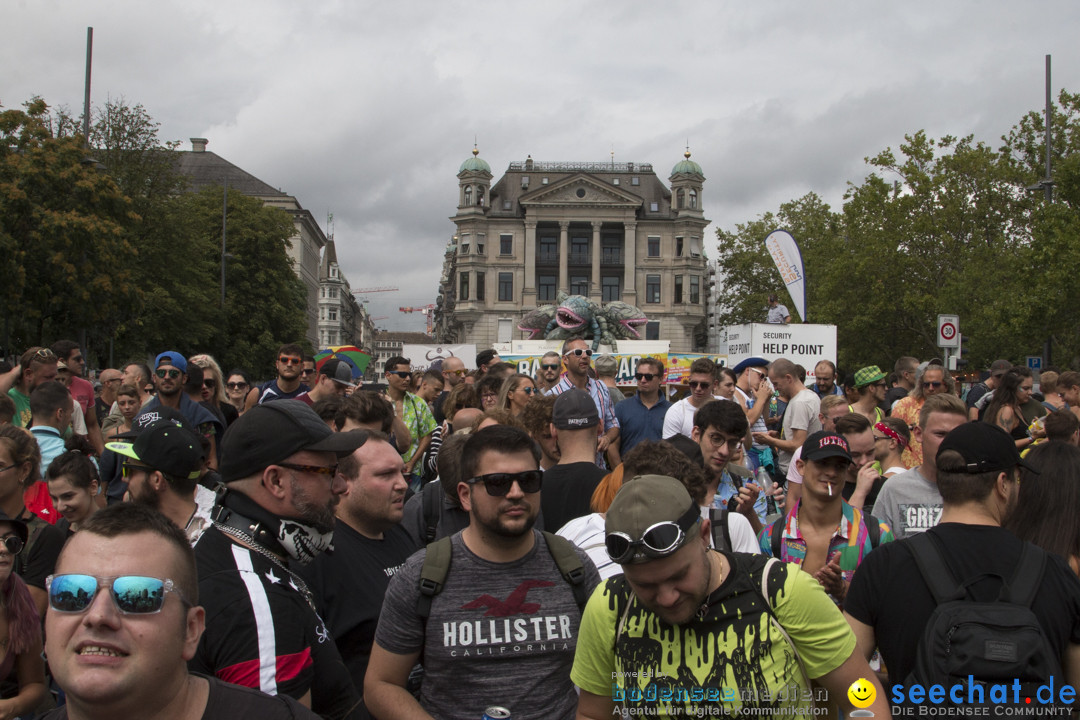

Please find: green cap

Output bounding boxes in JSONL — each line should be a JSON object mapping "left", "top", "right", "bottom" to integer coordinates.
{"left": 854, "top": 365, "right": 886, "bottom": 388}
{"left": 605, "top": 475, "right": 699, "bottom": 564}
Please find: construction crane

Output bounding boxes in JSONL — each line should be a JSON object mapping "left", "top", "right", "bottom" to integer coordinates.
{"left": 352, "top": 286, "right": 398, "bottom": 303}
{"left": 399, "top": 304, "right": 437, "bottom": 335}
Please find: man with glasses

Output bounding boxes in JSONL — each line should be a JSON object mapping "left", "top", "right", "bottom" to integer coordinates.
{"left": 571, "top": 474, "right": 888, "bottom": 719}
{"left": 301, "top": 356, "right": 317, "bottom": 389}
{"left": 366, "top": 425, "right": 600, "bottom": 720}
{"left": 7, "top": 346, "right": 58, "bottom": 428}
{"left": 890, "top": 361, "right": 953, "bottom": 468}
{"left": 42, "top": 503, "right": 320, "bottom": 720}
{"left": 849, "top": 365, "right": 887, "bottom": 425}
{"left": 295, "top": 358, "right": 356, "bottom": 407}
{"left": 662, "top": 357, "right": 719, "bottom": 441}
{"left": 144, "top": 352, "right": 223, "bottom": 469}
{"left": 433, "top": 356, "right": 467, "bottom": 424}
{"left": 246, "top": 343, "right": 309, "bottom": 410}
{"left": 544, "top": 337, "right": 619, "bottom": 469}
{"left": 534, "top": 350, "right": 563, "bottom": 394}
{"left": 191, "top": 400, "right": 366, "bottom": 718}
{"left": 615, "top": 356, "right": 671, "bottom": 455}
{"left": 383, "top": 356, "right": 436, "bottom": 492}
{"left": 732, "top": 357, "right": 773, "bottom": 472}
{"left": 95, "top": 368, "right": 123, "bottom": 429}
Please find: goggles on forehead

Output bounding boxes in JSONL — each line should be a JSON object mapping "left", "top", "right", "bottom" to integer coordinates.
{"left": 605, "top": 502, "right": 700, "bottom": 564}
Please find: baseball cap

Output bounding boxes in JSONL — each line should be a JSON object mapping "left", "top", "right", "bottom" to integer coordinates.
{"left": 936, "top": 422, "right": 1038, "bottom": 475}
{"left": 605, "top": 475, "right": 701, "bottom": 565}
{"left": 552, "top": 389, "right": 599, "bottom": 430}
{"left": 112, "top": 406, "right": 189, "bottom": 441}
{"left": 853, "top": 365, "right": 886, "bottom": 388}
{"left": 801, "top": 431, "right": 853, "bottom": 464}
{"left": 320, "top": 358, "right": 356, "bottom": 388}
{"left": 219, "top": 400, "right": 368, "bottom": 482}
{"left": 155, "top": 351, "right": 187, "bottom": 374}
{"left": 732, "top": 357, "right": 769, "bottom": 374}
{"left": 989, "top": 359, "right": 1012, "bottom": 378}
{"left": 106, "top": 418, "right": 204, "bottom": 481}
{"left": 594, "top": 354, "right": 618, "bottom": 377}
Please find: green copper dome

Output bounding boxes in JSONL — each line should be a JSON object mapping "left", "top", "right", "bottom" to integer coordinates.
{"left": 459, "top": 146, "right": 491, "bottom": 173}
{"left": 671, "top": 150, "right": 703, "bottom": 176}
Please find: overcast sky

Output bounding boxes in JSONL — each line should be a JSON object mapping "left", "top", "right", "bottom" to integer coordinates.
{"left": 6, "top": 1, "right": 1078, "bottom": 332}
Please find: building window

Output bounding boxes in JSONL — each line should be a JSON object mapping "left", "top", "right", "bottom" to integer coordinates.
{"left": 602, "top": 276, "right": 621, "bottom": 302}
{"left": 460, "top": 240, "right": 470, "bottom": 255}
{"left": 676, "top": 237, "right": 684, "bottom": 257}
{"left": 477, "top": 187, "right": 485, "bottom": 206}
{"left": 521, "top": 176, "right": 529, "bottom": 189}
{"left": 677, "top": 189, "right": 685, "bottom": 209}
{"left": 612, "top": 178, "right": 620, "bottom": 186}
{"left": 570, "top": 236, "right": 589, "bottom": 265}
{"left": 498, "top": 273, "right": 513, "bottom": 302}
{"left": 500, "top": 234, "right": 513, "bottom": 255}
{"left": 570, "top": 275, "right": 589, "bottom": 296}
{"left": 459, "top": 272, "right": 469, "bottom": 301}
{"left": 329, "top": 266, "right": 338, "bottom": 278}
{"left": 538, "top": 236, "right": 558, "bottom": 264}
{"left": 690, "top": 275, "right": 700, "bottom": 304}
{"left": 689, "top": 236, "right": 702, "bottom": 257}
{"left": 498, "top": 318, "right": 513, "bottom": 343}
{"left": 645, "top": 321, "right": 660, "bottom": 340}
{"left": 328, "top": 308, "right": 337, "bottom": 321}
{"left": 601, "top": 236, "right": 622, "bottom": 264}
{"left": 320, "top": 307, "right": 325, "bottom": 320}
{"left": 329, "top": 287, "right": 338, "bottom": 299}
{"left": 542, "top": 177, "right": 549, "bottom": 185}
{"left": 631, "top": 176, "right": 640, "bottom": 186}
{"left": 477, "top": 235, "right": 485, "bottom": 255}
{"left": 503, "top": 200, "right": 512, "bottom": 210}
{"left": 689, "top": 189, "right": 697, "bottom": 209}
{"left": 463, "top": 186, "right": 472, "bottom": 206}
{"left": 646, "top": 275, "right": 661, "bottom": 303}
{"left": 538, "top": 275, "right": 556, "bottom": 302}
{"left": 320, "top": 288, "right": 326, "bottom": 299}
{"left": 476, "top": 272, "right": 485, "bottom": 301}
{"left": 674, "top": 275, "right": 683, "bottom": 304}
{"left": 647, "top": 236, "right": 660, "bottom": 257}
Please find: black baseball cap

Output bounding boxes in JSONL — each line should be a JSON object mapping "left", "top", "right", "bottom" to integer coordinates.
{"left": 106, "top": 418, "right": 204, "bottom": 481}
{"left": 552, "top": 389, "right": 599, "bottom": 430}
{"left": 801, "top": 431, "right": 853, "bottom": 464}
{"left": 219, "top": 400, "right": 367, "bottom": 482}
{"left": 936, "top": 422, "right": 1038, "bottom": 475}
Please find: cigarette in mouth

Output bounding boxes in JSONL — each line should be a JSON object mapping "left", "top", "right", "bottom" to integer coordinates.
{"left": 828, "top": 483, "right": 833, "bottom": 497}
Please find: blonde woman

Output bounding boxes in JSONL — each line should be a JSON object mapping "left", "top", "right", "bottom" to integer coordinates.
{"left": 497, "top": 374, "right": 538, "bottom": 417}
{"left": 189, "top": 354, "right": 238, "bottom": 427}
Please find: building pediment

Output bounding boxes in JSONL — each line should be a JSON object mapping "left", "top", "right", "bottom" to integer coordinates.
{"left": 519, "top": 174, "right": 642, "bottom": 208}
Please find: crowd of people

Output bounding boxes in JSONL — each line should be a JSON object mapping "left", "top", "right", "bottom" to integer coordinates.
{"left": 1, "top": 338, "right": 1079, "bottom": 719}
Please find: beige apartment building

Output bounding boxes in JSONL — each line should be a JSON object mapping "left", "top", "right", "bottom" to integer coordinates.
{"left": 434, "top": 149, "right": 712, "bottom": 352}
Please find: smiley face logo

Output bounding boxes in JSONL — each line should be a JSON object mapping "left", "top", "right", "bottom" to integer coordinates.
{"left": 847, "top": 677, "right": 876, "bottom": 709}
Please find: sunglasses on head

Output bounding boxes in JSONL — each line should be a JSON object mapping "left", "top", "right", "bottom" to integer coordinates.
{"left": 605, "top": 502, "right": 700, "bottom": 563}
{"left": 0, "top": 535, "right": 23, "bottom": 556}
{"left": 388, "top": 371, "right": 412, "bottom": 379}
{"left": 47, "top": 574, "right": 189, "bottom": 615}
{"left": 226, "top": 381, "right": 248, "bottom": 390}
{"left": 278, "top": 357, "right": 302, "bottom": 366}
{"left": 155, "top": 368, "right": 181, "bottom": 379}
{"left": 635, "top": 373, "right": 657, "bottom": 381}
{"left": 565, "top": 348, "right": 593, "bottom": 358}
{"left": 688, "top": 381, "right": 711, "bottom": 390}
{"left": 541, "top": 363, "right": 561, "bottom": 371}
{"left": 34, "top": 348, "right": 56, "bottom": 360}
{"left": 465, "top": 470, "right": 543, "bottom": 496}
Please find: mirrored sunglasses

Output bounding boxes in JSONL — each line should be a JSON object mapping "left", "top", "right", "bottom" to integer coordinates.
{"left": 155, "top": 368, "right": 181, "bottom": 379}
{"left": 47, "top": 574, "right": 189, "bottom": 614}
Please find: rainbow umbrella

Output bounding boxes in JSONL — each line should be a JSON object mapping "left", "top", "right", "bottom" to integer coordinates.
{"left": 314, "top": 345, "right": 371, "bottom": 377}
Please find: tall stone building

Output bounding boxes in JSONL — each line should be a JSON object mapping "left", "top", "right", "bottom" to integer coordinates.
{"left": 435, "top": 148, "right": 711, "bottom": 351}
{"left": 318, "top": 238, "right": 375, "bottom": 352}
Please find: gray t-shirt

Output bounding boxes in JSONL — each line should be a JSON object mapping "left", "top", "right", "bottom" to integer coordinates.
{"left": 873, "top": 467, "right": 942, "bottom": 540}
{"left": 374, "top": 530, "right": 600, "bottom": 720}
{"left": 779, "top": 388, "right": 822, "bottom": 473}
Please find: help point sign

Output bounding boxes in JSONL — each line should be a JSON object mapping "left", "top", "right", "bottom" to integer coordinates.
{"left": 723, "top": 323, "right": 837, "bottom": 379}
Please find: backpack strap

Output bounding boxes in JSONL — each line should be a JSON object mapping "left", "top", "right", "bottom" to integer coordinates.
{"left": 754, "top": 558, "right": 811, "bottom": 689}
{"left": 905, "top": 531, "right": 963, "bottom": 604}
{"left": 541, "top": 531, "right": 588, "bottom": 613}
{"left": 1001, "top": 542, "right": 1047, "bottom": 608}
{"left": 708, "top": 507, "right": 732, "bottom": 552}
{"left": 421, "top": 481, "right": 441, "bottom": 544}
{"left": 769, "top": 514, "right": 786, "bottom": 558}
{"left": 863, "top": 512, "right": 881, "bottom": 549}
{"left": 416, "top": 536, "right": 453, "bottom": 620}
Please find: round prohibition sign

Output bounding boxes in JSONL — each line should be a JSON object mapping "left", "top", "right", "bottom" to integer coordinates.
{"left": 940, "top": 322, "right": 957, "bottom": 341}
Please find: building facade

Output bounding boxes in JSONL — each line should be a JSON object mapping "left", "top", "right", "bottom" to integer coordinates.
{"left": 435, "top": 149, "right": 711, "bottom": 351}
{"left": 372, "top": 331, "right": 437, "bottom": 376}
{"left": 318, "top": 238, "right": 375, "bottom": 352}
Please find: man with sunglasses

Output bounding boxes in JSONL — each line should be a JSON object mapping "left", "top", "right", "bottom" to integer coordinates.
{"left": 545, "top": 338, "right": 620, "bottom": 468}
{"left": 295, "top": 358, "right": 357, "bottom": 407}
{"left": 572, "top": 474, "right": 889, "bottom": 719}
{"left": 143, "top": 352, "right": 223, "bottom": 469}
{"left": 732, "top": 357, "right": 773, "bottom": 472}
{"left": 383, "top": 356, "right": 437, "bottom": 492}
{"left": 890, "top": 360, "right": 952, "bottom": 468}
{"left": 7, "top": 346, "right": 59, "bottom": 428}
{"left": 245, "top": 343, "right": 310, "bottom": 410}
{"left": 191, "top": 400, "right": 367, "bottom": 718}
{"left": 662, "top": 357, "right": 720, "bottom": 441}
{"left": 615, "top": 357, "right": 672, "bottom": 455}
{"left": 535, "top": 351, "right": 563, "bottom": 394}
{"left": 43, "top": 503, "right": 320, "bottom": 720}
{"left": 367, "top": 425, "right": 600, "bottom": 720}
{"left": 433, "top": 356, "right": 467, "bottom": 423}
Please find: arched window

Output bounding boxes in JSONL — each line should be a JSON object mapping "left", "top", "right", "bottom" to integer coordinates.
{"left": 463, "top": 185, "right": 472, "bottom": 206}
{"left": 477, "top": 186, "right": 485, "bottom": 206}
{"left": 676, "top": 189, "right": 685, "bottom": 209}
{"left": 689, "top": 189, "right": 697, "bottom": 209}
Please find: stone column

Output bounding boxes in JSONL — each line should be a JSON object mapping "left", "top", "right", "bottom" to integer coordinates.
{"left": 523, "top": 220, "right": 537, "bottom": 306}
{"left": 590, "top": 221, "right": 603, "bottom": 301}
{"left": 623, "top": 220, "right": 637, "bottom": 303}
{"left": 558, "top": 221, "right": 569, "bottom": 294}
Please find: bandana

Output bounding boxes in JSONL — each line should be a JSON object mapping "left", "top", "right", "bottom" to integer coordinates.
{"left": 874, "top": 422, "right": 908, "bottom": 449}
{"left": 218, "top": 489, "right": 335, "bottom": 566}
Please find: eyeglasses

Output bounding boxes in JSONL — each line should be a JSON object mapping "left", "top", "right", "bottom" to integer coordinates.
{"left": 202, "top": 379, "right": 216, "bottom": 389}
{"left": 121, "top": 462, "right": 152, "bottom": 479}
{"left": 922, "top": 381, "right": 944, "bottom": 389}
{"left": 565, "top": 349, "right": 593, "bottom": 358}
{"left": 155, "top": 368, "right": 181, "bottom": 379}
{"left": 873, "top": 435, "right": 890, "bottom": 443}
{"left": 465, "top": 470, "right": 543, "bottom": 496}
{"left": 278, "top": 357, "right": 302, "bottom": 366}
{"left": 605, "top": 502, "right": 701, "bottom": 563}
{"left": 541, "top": 364, "right": 561, "bottom": 371}
{"left": 446, "top": 369, "right": 467, "bottom": 377}
{"left": 0, "top": 535, "right": 23, "bottom": 555}
{"left": 46, "top": 574, "right": 190, "bottom": 615}
{"left": 387, "top": 371, "right": 412, "bottom": 379}
{"left": 688, "top": 381, "right": 712, "bottom": 390}
{"left": 226, "top": 381, "right": 248, "bottom": 390}
{"left": 635, "top": 373, "right": 657, "bottom": 381}
{"left": 279, "top": 462, "right": 339, "bottom": 477}
{"left": 0, "top": 464, "right": 19, "bottom": 475}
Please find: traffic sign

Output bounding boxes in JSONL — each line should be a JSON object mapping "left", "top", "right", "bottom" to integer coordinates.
{"left": 1027, "top": 356, "right": 1043, "bottom": 371}
{"left": 937, "top": 314, "right": 960, "bottom": 348}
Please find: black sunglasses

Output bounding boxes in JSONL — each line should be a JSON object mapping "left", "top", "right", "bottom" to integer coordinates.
{"left": 605, "top": 502, "right": 700, "bottom": 563}
{"left": 0, "top": 535, "right": 23, "bottom": 556}
{"left": 226, "top": 381, "right": 248, "bottom": 390}
{"left": 155, "top": 368, "right": 181, "bottom": 379}
{"left": 388, "top": 371, "right": 412, "bottom": 379}
{"left": 688, "top": 381, "right": 711, "bottom": 390}
{"left": 635, "top": 373, "right": 657, "bottom": 381}
{"left": 465, "top": 470, "right": 543, "bottom": 497}
{"left": 922, "top": 381, "right": 944, "bottom": 389}
{"left": 541, "top": 364, "right": 561, "bottom": 371}
{"left": 202, "top": 378, "right": 216, "bottom": 388}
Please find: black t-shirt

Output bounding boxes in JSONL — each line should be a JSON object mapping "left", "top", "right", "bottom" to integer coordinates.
{"left": 17, "top": 508, "right": 65, "bottom": 591}
{"left": 846, "top": 523, "right": 1080, "bottom": 687}
{"left": 884, "top": 386, "right": 910, "bottom": 412}
{"left": 38, "top": 674, "right": 321, "bottom": 719}
{"left": 540, "top": 462, "right": 607, "bottom": 533}
{"left": 191, "top": 526, "right": 361, "bottom": 719}
{"left": 297, "top": 520, "right": 415, "bottom": 690}
{"left": 966, "top": 381, "right": 990, "bottom": 410}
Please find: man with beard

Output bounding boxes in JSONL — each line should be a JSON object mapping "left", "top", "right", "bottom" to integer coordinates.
{"left": 7, "top": 346, "right": 59, "bottom": 428}
{"left": 365, "top": 425, "right": 600, "bottom": 720}
{"left": 571, "top": 474, "right": 889, "bottom": 719}
{"left": 299, "top": 431, "right": 416, "bottom": 711}
{"left": 545, "top": 337, "right": 620, "bottom": 468}
{"left": 106, "top": 413, "right": 215, "bottom": 544}
{"left": 190, "top": 400, "right": 367, "bottom": 719}
{"left": 534, "top": 351, "right": 563, "bottom": 394}
{"left": 245, "top": 344, "right": 310, "bottom": 409}
{"left": 144, "top": 352, "right": 223, "bottom": 468}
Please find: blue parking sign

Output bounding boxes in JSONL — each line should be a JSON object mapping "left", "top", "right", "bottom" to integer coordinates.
{"left": 1027, "top": 356, "right": 1043, "bottom": 371}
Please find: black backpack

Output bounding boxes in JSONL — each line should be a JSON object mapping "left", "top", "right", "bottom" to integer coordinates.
{"left": 903, "top": 532, "right": 1063, "bottom": 706}
{"left": 708, "top": 507, "right": 733, "bottom": 552}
